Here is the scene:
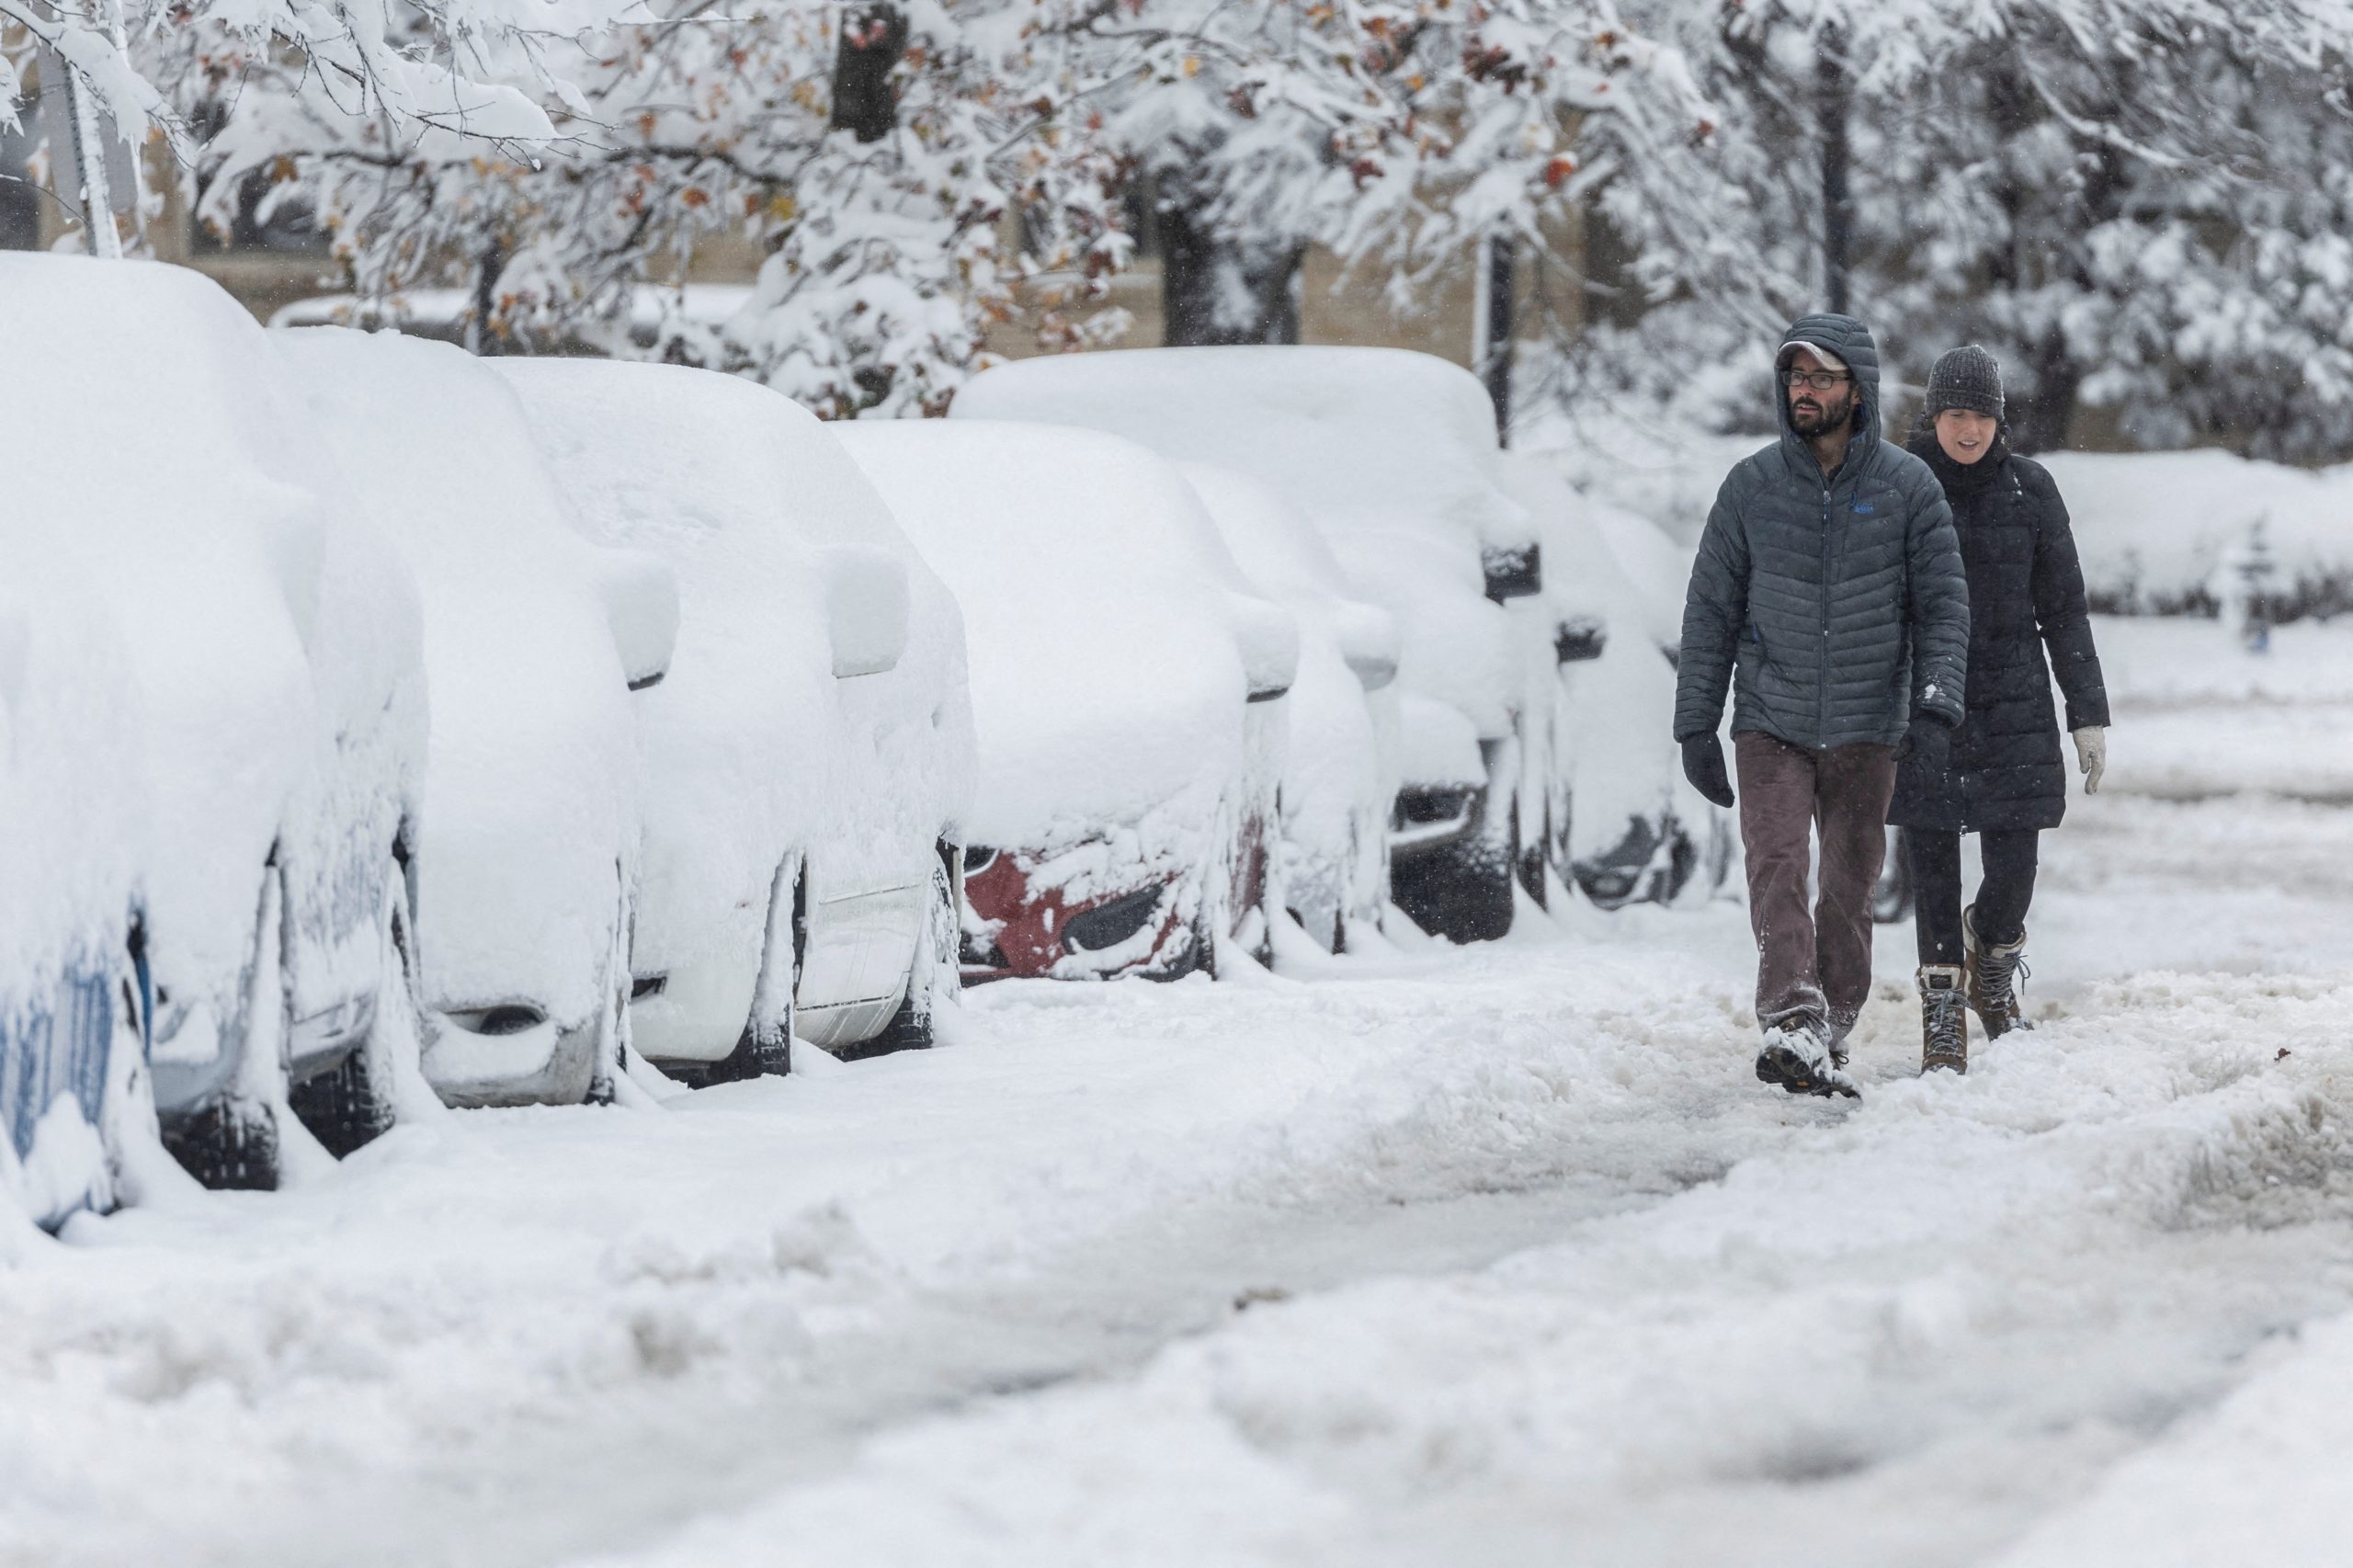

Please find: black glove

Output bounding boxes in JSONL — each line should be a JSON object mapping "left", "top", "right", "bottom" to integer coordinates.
{"left": 1897, "top": 710, "right": 1955, "bottom": 774}
{"left": 1680, "top": 734, "right": 1734, "bottom": 809}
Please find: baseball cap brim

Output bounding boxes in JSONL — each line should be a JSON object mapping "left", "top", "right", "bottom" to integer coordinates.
{"left": 1776, "top": 340, "right": 1849, "bottom": 376}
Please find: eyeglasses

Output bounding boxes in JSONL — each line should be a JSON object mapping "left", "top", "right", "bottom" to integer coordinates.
{"left": 1784, "top": 369, "right": 1851, "bottom": 392}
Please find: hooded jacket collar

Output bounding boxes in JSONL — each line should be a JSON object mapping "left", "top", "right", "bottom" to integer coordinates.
{"left": 1906, "top": 425, "right": 2011, "bottom": 499}
{"left": 1775, "top": 312, "right": 1882, "bottom": 491}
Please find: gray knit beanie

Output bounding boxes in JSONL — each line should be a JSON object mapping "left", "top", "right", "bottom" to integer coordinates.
{"left": 1926, "top": 345, "right": 2004, "bottom": 417}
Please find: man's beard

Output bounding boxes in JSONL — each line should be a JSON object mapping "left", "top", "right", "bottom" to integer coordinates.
{"left": 1790, "top": 393, "right": 1855, "bottom": 437}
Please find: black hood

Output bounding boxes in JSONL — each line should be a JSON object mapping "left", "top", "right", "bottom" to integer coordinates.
{"left": 1775, "top": 312, "right": 1881, "bottom": 457}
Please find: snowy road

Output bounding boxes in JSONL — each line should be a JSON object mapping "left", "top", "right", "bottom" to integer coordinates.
{"left": 7, "top": 620, "right": 2353, "bottom": 1568}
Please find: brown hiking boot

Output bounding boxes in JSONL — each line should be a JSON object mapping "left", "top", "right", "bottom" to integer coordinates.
{"left": 1962, "top": 904, "right": 2032, "bottom": 1039}
{"left": 1918, "top": 965, "right": 1968, "bottom": 1074}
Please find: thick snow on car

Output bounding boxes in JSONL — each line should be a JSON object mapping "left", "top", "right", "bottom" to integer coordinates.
{"left": 1, "top": 256, "right": 429, "bottom": 1194}
{"left": 835, "top": 420, "right": 1297, "bottom": 983}
{"left": 1176, "top": 462, "right": 1401, "bottom": 953}
{"left": 0, "top": 552, "right": 147, "bottom": 1229}
{"left": 952, "top": 347, "right": 1540, "bottom": 944}
{"left": 1499, "top": 454, "right": 1734, "bottom": 909}
{"left": 278, "top": 330, "right": 677, "bottom": 1108}
{"left": 489, "top": 359, "right": 976, "bottom": 1074}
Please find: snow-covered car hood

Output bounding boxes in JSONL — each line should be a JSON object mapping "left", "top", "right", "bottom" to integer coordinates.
{"left": 490, "top": 358, "right": 975, "bottom": 975}
{"left": 952, "top": 347, "right": 1522, "bottom": 739}
{"left": 275, "top": 329, "right": 653, "bottom": 1025}
{"left": 835, "top": 420, "right": 1287, "bottom": 851}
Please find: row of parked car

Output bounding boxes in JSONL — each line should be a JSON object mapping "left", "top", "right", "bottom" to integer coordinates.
{"left": 0, "top": 254, "right": 1724, "bottom": 1233}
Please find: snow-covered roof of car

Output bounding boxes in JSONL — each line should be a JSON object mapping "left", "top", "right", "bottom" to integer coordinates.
{"left": 952, "top": 346, "right": 1533, "bottom": 558}
{"left": 834, "top": 418, "right": 1290, "bottom": 847}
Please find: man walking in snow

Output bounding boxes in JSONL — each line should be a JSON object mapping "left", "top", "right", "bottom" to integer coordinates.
{"left": 1674, "top": 315, "right": 1971, "bottom": 1098}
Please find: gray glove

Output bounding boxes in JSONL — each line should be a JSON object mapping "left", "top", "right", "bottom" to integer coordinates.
{"left": 2073, "top": 726, "right": 2106, "bottom": 793}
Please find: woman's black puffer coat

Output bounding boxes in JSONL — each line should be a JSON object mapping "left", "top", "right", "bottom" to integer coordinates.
{"left": 1889, "top": 430, "right": 2109, "bottom": 833}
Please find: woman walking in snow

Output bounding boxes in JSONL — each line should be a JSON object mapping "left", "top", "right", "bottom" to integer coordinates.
{"left": 1889, "top": 347, "right": 2110, "bottom": 1074}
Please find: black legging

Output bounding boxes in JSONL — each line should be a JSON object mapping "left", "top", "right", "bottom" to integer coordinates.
{"left": 1908, "top": 828, "right": 2039, "bottom": 967}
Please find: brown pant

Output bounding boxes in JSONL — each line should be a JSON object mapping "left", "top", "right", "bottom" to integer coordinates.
{"left": 1734, "top": 732, "right": 1897, "bottom": 1039}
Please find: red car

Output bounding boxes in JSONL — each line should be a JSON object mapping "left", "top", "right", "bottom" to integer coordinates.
{"left": 834, "top": 419, "right": 1296, "bottom": 984}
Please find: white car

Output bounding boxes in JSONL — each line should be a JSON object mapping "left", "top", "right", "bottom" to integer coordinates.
{"left": 1176, "top": 463, "right": 1401, "bottom": 953}
{"left": 1, "top": 256, "right": 429, "bottom": 1194}
{"left": 490, "top": 358, "right": 977, "bottom": 1074}
{"left": 1498, "top": 454, "right": 1733, "bottom": 908}
{"left": 278, "top": 330, "right": 677, "bottom": 1108}
{"left": 952, "top": 347, "right": 1542, "bottom": 944}
{"left": 835, "top": 420, "right": 1297, "bottom": 983}
{"left": 0, "top": 550, "right": 147, "bottom": 1227}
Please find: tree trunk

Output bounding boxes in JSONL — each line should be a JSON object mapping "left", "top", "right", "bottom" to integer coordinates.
{"left": 1475, "top": 233, "right": 1515, "bottom": 441}
{"left": 467, "top": 237, "right": 506, "bottom": 357}
{"left": 1815, "top": 27, "right": 1852, "bottom": 316}
{"left": 831, "top": 5, "right": 906, "bottom": 143}
{"left": 1156, "top": 181, "right": 1303, "bottom": 347}
{"left": 2010, "top": 329, "right": 2081, "bottom": 454}
{"left": 0, "top": 99, "right": 40, "bottom": 251}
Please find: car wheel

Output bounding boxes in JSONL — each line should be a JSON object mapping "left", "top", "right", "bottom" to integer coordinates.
{"left": 288, "top": 871, "right": 413, "bottom": 1158}
{"left": 161, "top": 862, "right": 287, "bottom": 1191}
{"left": 849, "top": 852, "right": 957, "bottom": 1059}
{"left": 1392, "top": 796, "right": 1516, "bottom": 944}
{"left": 1516, "top": 801, "right": 1549, "bottom": 907}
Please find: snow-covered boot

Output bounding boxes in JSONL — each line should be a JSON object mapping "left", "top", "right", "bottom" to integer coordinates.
{"left": 1755, "top": 1019, "right": 1861, "bottom": 1100}
{"left": 1917, "top": 964, "right": 1968, "bottom": 1074}
{"left": 1962, "top": 904, "right": 2032, "bottom": 1039}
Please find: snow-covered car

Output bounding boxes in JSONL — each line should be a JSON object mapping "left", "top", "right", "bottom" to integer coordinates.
{"left": 835, "top": 420, "right": 1297, "bottom": 983}
{"left": 278, "top": 329, "right": 677, "bottom": 1108}
{"left": 951, "top": 347, "right": 1541, "bottom": 944}
{"left": 490, "top": 358, "right": 976, "bottom": 1074}
{"left": 2, "top": 256, "right": 429, "bottom": 1193}
{"left": 1499, "top": 453, "right": 1733, "bottom": 909}
{"left": 0, "top": 551, "right": 147, "bottom": 1228}
{"left": 1176, "top": 462, "right": 1401, "bottom": 953}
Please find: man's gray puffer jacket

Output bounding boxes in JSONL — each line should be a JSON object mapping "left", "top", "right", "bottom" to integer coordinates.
{"left": 1675, "top": 313, "right": 1971, "bottom": 752}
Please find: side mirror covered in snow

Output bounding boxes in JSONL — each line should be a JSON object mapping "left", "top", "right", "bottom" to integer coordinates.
{"left": 1555, "top": 615, "right": 1608, "bottom": 665}
{"left": 824, "top": 544, "right": 911, "bottom": 679}
{"left": 1483, "top": 542, "right": 1543, "bottom": 604}
{"left": 1228, "top": 594, "right": 1301, "bottom": 704}
{"left": 1332, "top": 602, "right": 1400, "bottom": 692}
{"left": 594, "top": 548, "right": 681, "bottom": 691}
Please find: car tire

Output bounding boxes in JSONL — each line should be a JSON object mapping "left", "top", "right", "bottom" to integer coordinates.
{"left": 1517, "top": 801, "right": 1550, "bottom": 907}
{"left": 847, "top": 853, "right": 957, "bottom": 1060}
{"left": 673, "top": 858, "right": 801, "bottom": 1087}
{"left": 160, "top": 1096, "right": 280, "bottom": 1190}
{"left": 162, "top": 863, "right": 287, "bottom": 1191}
{"left": 288, "top": 873, "right": 412, "bottom": 1158}
{"left": 1392, "top": 795, "right": 1517, "bottom": 944}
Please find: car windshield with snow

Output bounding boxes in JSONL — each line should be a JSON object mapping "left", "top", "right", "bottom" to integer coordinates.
{"left": 2, "top": 256, "right": 429, "bottom": 1201}
{"left": 277, "top": 329, "right": 677, "bottom": 1109}
{"left": 835, "top": 420, "right": 1297, "bottom": 983}
{"left": 490, "top": 359, "right": 976, "bottom": 1074}
{"left": 951, "top": 346, "right": 1541, "bottom": 943}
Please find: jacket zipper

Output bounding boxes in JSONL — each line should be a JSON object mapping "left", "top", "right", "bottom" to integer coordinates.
{"left": 1817, "top": 478, "right": 1833, "bottom": 747}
